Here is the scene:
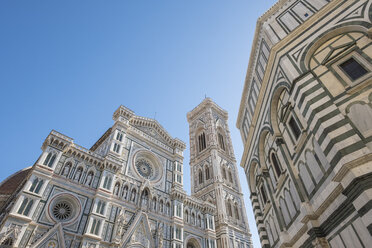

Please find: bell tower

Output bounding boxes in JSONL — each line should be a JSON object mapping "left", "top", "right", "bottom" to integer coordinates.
{"left": 187, "top": 98, "right": 252, "bottom": 248}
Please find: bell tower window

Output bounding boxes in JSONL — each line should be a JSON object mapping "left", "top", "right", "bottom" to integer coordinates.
{"left": 198, "top": 169, "right": 203, "bottom": 184}
{"left": 218, "top": 133, "right": 225, "bottom": 151}
{"left": 198, "top": 132, "right": 206, "bottom": 152}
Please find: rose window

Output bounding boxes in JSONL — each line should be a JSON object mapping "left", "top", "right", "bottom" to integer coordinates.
{"left": 52, "top": 201, "right": 72, "bottom": 220}
{"left": 135, "top": 159, "right": 154, "bottom": 179}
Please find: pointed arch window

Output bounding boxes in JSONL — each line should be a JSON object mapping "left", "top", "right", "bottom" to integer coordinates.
{"left": 218, "top": 133, "right": 225, "bottom": 151}
{"left": 234, "top": 203, "right": 240, "bottom": 220}
{"left": 29, "top": 178, "right": 44, "bottom": 194}
{"left": 43, "top": 152, "right": 56, "bottom": 168}
{"left": 191, "top": 213, "right": 195, "bottom": 225}
{"left": 222, "top": 167, "right": 227, "bottom": 180}
{"left": 90, "top": 219, "right": 101, "bottom": 235}
{"left": 205, "top": 166, "right": 210, "bottom": 180}
{"left": 198, "top": 169, "right": 203, "bottom": 184}
{"left": 228, "top": 169, "right": 233, "bottom": 183}
{"left": 198, "top": 132, "right": 207, "bottom": 152}
{"left": 96, "top": 200, "right": 106, "bottom": 215}
{"left": 17, "top": 198, "right": 34, "bottom": 216}
{"left": 226, "top": 202, "right": 232, "bottom": 217}
{"left": 166, "top": 202, "right": 171, "bottom": 215}
{"left": 103, "top": 175, "right": 112, "bottom": 190}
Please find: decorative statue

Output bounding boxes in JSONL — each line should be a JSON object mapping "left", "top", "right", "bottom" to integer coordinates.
{"left": 74, "top": 168, "right": 82, "bottom": 181}
{"left": 158, "top": 223, "right": 163, "bottom": 248}
{"left": 85, "top": 172, "right": 93, "bottom": 186}
{"left": 114, "top": 211, "right": 127, "bottom": 242}
{"left": 62, "top": 165, "right": 70, "bottom": 177}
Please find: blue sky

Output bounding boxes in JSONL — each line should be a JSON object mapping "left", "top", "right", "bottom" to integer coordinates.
{"left": 0, "top": 1, "right": 276, "bottom": 247}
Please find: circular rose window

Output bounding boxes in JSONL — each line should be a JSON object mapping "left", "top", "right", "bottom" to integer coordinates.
{"left": 53, "top": 201, "right": 72, "bottom": 220}
{"left": 48, "top": 193, "right": 81, "bottom": 224}
{"left": 133, "top": 150, "right": 163, "bottom": 182}
{"left": 135, "top": 159, "right": 154, "bottom": 179}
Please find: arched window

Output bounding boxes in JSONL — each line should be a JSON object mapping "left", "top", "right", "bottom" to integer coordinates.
{"left": 198, "top": 169, "right": 203, "bottom": 184}
{"left": 198, "top": 215, "right": 202, "bottom": 227}
{"left": 113, "top": 182, "right": 120, "bottom": 196}
{"left": 191, "top": 213, "right": 195, "bottom": 225}
{"left": 198, "top": 132, "right": 207, "bottom": 152}
{"left": 103, "top": 175, "right": 112, "bottom": 190}
{"left": 226, "top": 201, "right": 232, "bottom": 217}
{"left": 218, "top": 132, "right": 225, "bottom": 151}
{"left": 131, "top": 189, "right": 137, "bottom": 202}
{"left": 271, "top": 153, "right": 282, "bottom": 177}
{"left": 166, "top": 202, "right": 171, "bottom": 215}
{"left": 96, "top": 200, "right": 106, "bottom": 215}
{"left": 222, "top": 167, "right": 227, "bottom": 180}
{"left": 205, "top": 166, "right": 210, "bottom": 180}
{"left": 18, "top": 198, "right": 33, "bottom": 216}
{"left": 234, "top": 203, "right": 240, "bottom": 220}
{"left": 29, "top": 178, "right": 44, "bottom": 194}
{"left": 228, "top": 169, "right": 233, "bottom": 183}
{"left": 43, "top": 152, "right": 56, "bottom": 168}
{"left": 90, "top": 219, "right": 101, "bottom": 235}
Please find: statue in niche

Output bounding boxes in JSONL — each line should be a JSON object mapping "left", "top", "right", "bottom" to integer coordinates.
{"left": 62, "top": 164, "right": 70, "bottom": 177}
{"left": 85, "top": 172, "right": 93, "bottom": 186}
{"left": 158, "top": 223, "right": 163, "bottom": 248}
{"left": 74, "top": 167, "right": 82, "bottom": 181}
{"left": 113, "top": 183, "right": 119, "bottom": 196}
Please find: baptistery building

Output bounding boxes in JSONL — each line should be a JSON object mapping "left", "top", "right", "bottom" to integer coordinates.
{"left": 237, "top": 0, "right": 372, "bottom": 247}
{"left": 0, "top": 99, "right": 252, "bottom": 248}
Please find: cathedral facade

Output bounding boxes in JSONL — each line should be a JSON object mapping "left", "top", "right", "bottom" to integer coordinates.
{"left": 0, "top": 100, "right": 252, "bottom": 248}
{"left": 236, "top": 0, "right": 372, "bottom": 247}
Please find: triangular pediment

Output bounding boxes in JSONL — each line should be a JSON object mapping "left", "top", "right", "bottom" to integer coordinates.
{"left": 31, "top": 223, "right": 66, "bottom": 248}
{"left": 121, "top": 211, "right": 154, "bottom": 248}
{"left": 130, "top": 117, "right": 174, "bottom": 147}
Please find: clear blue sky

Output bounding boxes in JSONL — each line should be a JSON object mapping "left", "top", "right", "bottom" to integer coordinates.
{"left": 0, "top": 1, "right": 276, "bottom": 247}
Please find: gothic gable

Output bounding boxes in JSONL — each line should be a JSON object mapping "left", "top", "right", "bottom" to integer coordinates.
{"left": 31, "top": 223, "right": 66, "bottom": 248}
{"left": 130, "top": 117, "right": 175, "bottom": 148}
{"left": 121, "top": 211, "right": 154, "bottom": 248}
